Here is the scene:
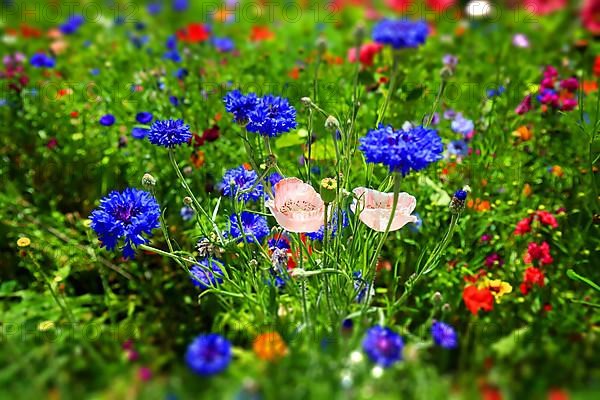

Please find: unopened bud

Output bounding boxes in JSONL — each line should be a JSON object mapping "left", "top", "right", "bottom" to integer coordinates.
{"left": 325, "top": 115, "right": 340, "bottom": 132}
{"left": 316, "top": 37, "right": 327, "bottom": 55}
{"left": 300, "top": 97, "right": 312, "bottom": 107}
{"left": 142, "top": 173, "right": 156, "bottom": 188}
{"left": 183, "top": 197, "right": 193, "bottom": 206}
{"left": 354, "top": 23, "right": 366, "bottom": 44}
{"left": 432, "top": 291, "right": 443, "bottom": 304}
{"left": 449, "top": 185, "right": 471, "bottom": 214}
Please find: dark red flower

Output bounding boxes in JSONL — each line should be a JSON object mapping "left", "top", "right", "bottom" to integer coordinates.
{"left": 523, "top": 241, "right": 553, "bottom": 266}
{"left": 536, "top": 210, "right": 558, "bottom": 228}
{"left": 202, "top": 125, "right": 220, "bottom": 143}
{"left": 514, "top": 217, "right": 532, "bottom": 235}
{"left": 520, "top": 266, "right": 545, "bottom": 295}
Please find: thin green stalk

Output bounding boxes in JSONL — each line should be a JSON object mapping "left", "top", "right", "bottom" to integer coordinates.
{"left": 376, "top": 50, "right": 400, "bottom": 126}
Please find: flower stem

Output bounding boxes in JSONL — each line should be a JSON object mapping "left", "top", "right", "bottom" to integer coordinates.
{"left": 376, "top": 50, "right": 400, "bottom": 126}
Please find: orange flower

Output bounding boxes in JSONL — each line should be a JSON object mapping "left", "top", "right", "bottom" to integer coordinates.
{"left": 250, "top": 26, "right": 275, "bottom": 42}
{"left": 253, "top": 332, "right": 288, "bottom": 361}
{"left": 467, "top": 198, "right": 491, "bottom": 212}
{"left": 582, "top": 80, "right": 598, "bottom": 94}
{"left": 512, "top": 125, "right": 533, "bottom": 141}
{"left": 551, "top": 165, "right": 564, "bottom": 177}
{"left": 190, "top": 150, "right": 205, "bottom": 168}
{"left": 522, "top": 183, "right": 533, "bottom": 197}
{"left": 288, "top": 66, "right": 300, "bottom": 80}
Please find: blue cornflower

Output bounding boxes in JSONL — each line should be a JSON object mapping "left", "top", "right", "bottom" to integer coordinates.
{"left": 223, "top": 90, "right": 259, "bottom": 124}
{"left": 90, "top": 68, "right": 100, "bottom": 76}
{"left": 268, "top": 172, "right": 283, "bottom": 188}
{"left": 131, "top": 127, "right": 150, "bottom": 139}
{"left": 172, "top": 0, "right": 189, "bottom": 12}
{"left": 454, "top": 189, "right": 468, "bottom": 201}
{"left": 175, "top": 68, "right": 188, "bottom": 79}
{"left": 359, "top": 124, "right": 443, "bottom": 175}
{"left": 148, "top": 119, "right": 191, "bottom": 148}
{"left": 185, "top": 333, "right": 232, "bottom": 376}
{"left": 229, "top": 212, "right": 269, "bottom": 243}
{"left": 163, "top": 49, "right": 181, "bottom": 62}
{"left": 213, "top": 37, "right": 234, "bottom": 52}
{"left": 408, "top": 212, "right": 423, "bottom": 233}
{"left": 306, "top": 211, "right": 348, "bottom": 241}
{"left": 30, "top": 53, "right": 55, "bottom": 68}
{"left": 147, "top": 2, "right": 162, "bottom": 15}
{"left": 180, "top": 206, "right": 195, "bottom": 221}
{"left": 246, "top": 95, "right": 297, "bottom": 137}
{"left": 362, "top": 325, "right": 404, "bottom": 367}
{"left": 219, "top": 166, "right": 264, "bottom": 202}
{"left": 431, "top": 321, "right": 458, "bottom": 349}
{"left": 487, "top": 85, "right": 506, "bottom": 98}
{"left": 451, "top": 114, "right": 474, "bottom": 136}
{"left": 89, "top": 188, "right": 161, "bottom": 259}
{"left": 190, "top": 259, "right": 223, "bottom": 290}
{"left": 447, "top": 139, "right": 469, "bottom": 158}
{"left": 372, "top": 19, "right": 429, "bottom": 49}
{"left": 99, "top": 114, "right": 116, "bottom": 126}
{"left": 169, "top": 96, "right": 180, "bottom": 107}
{"left": 268, "top": 234, "right": 290, "bottom": 250}
{"left": 353, "top": 271, "right": 373, "bottom": 303}
{"left": 166, "top": 34, "right": 177, "bottom": 50}
{"left": 136, "top": 112, "right": 153, "bottom": 124}
{"left": 59, "top": 14, "right": 84, "bottom": 34}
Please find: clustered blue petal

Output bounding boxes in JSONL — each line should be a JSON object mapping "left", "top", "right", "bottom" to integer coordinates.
{"left": 447, "top": 139, "right": 469, "bottom": 158}
{"left": 453, "top": 189, "right": 468, "bottom": 201}
{"left": 59, "top": 15, "right": 85, "bottom": 34}
{"left": 431, "top": 321, "right": 458, "bottom": 349}
{"left": 190, "top": 259, "right": 224, "bottom": 290}
{"left": 185, "top": 333, "right": 232, "bottom": 376}
{"left": 246, "top": 95, "right": 297, "bottom": 137}
{"left": 223, "top": 90, "right": 259, "bottom": 124}
{"left": 30, "top": 53, "right": 55, "bottom": 68}
{"left": 362, "top": 325, "right": 404, "bottom": 367}
{"left": 89, "top": 188, "right": 161, "bottom": 259}
{"left": 372, "top": 19, "right": 429, "bottom": 49}
{"left": 353, "top": 271, "right": 373, "bottom": 304}
{"left": 148, "top": 119, "right": 192, "bottom": 148}
{"left": 219, "top": 166, "right": 264, "bottom": 202}
{"left": 359, "top": 124, "right": 443, "bottom": 175}
{"left": 131, "top": 127, "right": 150, "bottom": 139}
{"left": 136, "top": 111, "right": 153, "bottom": 124}
{"left": 99, "top": 114, "right": 116, "bottom": 126}
{"left": 229, "top": 212, "right": 269, "bottom": 243}
{"left": 213, "top": 37, "right": 234, "bottom": 52}
{"left": 306, "top": 211, "right": 348, "bottom": 241}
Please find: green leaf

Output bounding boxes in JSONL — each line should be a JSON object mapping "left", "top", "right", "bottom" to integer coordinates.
{"left": 566, "top": 269, "right": 600, "bottom": 292}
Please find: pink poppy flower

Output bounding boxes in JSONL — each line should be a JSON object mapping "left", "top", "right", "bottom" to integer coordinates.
{"left": 350, "top": 187, "right": 417, "bottom": 232}
{"left": 581, "top": 0, "right": 600, "bottom": 36}
{"left": 267, "top": 178, "right": 325, "bottom": 233}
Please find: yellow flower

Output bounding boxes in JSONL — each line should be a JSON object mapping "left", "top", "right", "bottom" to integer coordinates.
{"left": 486, "top": 279, "right": 513, "bottom": 303}
{"left": 17, "top": 237, "right": 31, "bottom": 248}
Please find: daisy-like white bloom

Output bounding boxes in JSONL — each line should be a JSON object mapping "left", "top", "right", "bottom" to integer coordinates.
{"left": 266, "top": 178, "right": 325, "bottom": 233}
{"left": 351, "top": 187, "right": 417, "bottom": 232}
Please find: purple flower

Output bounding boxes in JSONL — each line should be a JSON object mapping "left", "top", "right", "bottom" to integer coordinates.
{"left": 446, "top": 139, "right": 469, "bottom": 158}
{"left": 450, "top": 114, "right": 474, "bottom": 136}
{"left": 362, "top": 325, "right": 404, "bottom": 367}
{"left": 136, "top": 112, "right": 153, "bottom": 124}
{"left": 431, "top": 321, "right": 458, "bottom": 349}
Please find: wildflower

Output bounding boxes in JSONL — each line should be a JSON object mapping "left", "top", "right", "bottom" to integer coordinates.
{"left": 484, "top": 253, "right": 504, "bottom": 268}
{"left": 351, "top": 187, "right": 417, "bottom": 232}
{"left": 253, "top": 332, "right": 288, "bottom": 361}
{"left": 512, "top": 125, "right": 533, "bottom": 141}
{"left": 536, "top": 210, "right": 558, "bottom": 228}
{"left": 190, "top": 259, "right": 224, "bottom": 290}
{"left": 515, "top": 94, "right": 532, "bottom": 115}
{"left": 131, "top": 127, "right": 150, "bottom": 139}
{"left": 137, "top": 366, "right": 152, "bottom": 381}
{"left": 484, "top": 279, "right": 513, "bottom": 302}
{"left": 426, "top": 0, "right": 455, "bottom": 12}
{"left": 353, "top": 271, "right": 374, "bottom": 303}
{"left": 185, "top": 333, "right": 232, "bottom": 376}
{"left": 362, "top": 325, "right": 404, "bottom": 367}
{"left": 431, "top": 321, "right": 458, "bottom": 349}
{"left": 229, "top": 212, "right": 269, "bottom": 243}
{"left": 372, "top": 19, "right": 429, "bottom": 49}
{"left": 520, "top": 266, "right": 545, "bottom": 295}
{"left": 451, "top": 114, "right": 474, "bottom": 136}
{"left": 268, "top": 234, "right": 291, "bottom": 251}
{"left": 218, "top": 166, "right": 264, "bottom": 202}
{"left": 223, "top": 90, "right": 259, "bottom": 124}
{"left": 307, "top": 210, "right": 348, "bottom": 241}
{"left": 514, "top": 216, "right": 532, "bottom": 235}
{"left": 512, "top": 33, "right": 530, "bottom": 48}
{"left": 523, "top": 0, "right": 566, "bottom": 15}
{"left": 17, "top": 237, "right": 31, "bottom": 248}
{"left": 442, "top": 54, "right": 458, "bottom": 74}
{"left": 136, "top": 112, "right": 153, "bottom": 124}
{"left": 148, "top": 119, "right": 191, "bottom": 148}
{"left": 266, "top": 178, "right": 325, "bottom": 233}
{"left": 347, "top": 42, "right": 383, "bottom": 67}
{"left": 213, "top": 37, "right": 234, "bottom": 52}
{"left": 99, "top": 114, "right": 116, "bottom": 126}
{"left": 89, "top": 188, "right": 161, "bottom": 259}
{"left": 447, "top": 139, "right": 469, "bottom": 158}
{"left": 180, "top": 206, "right": 194, "bottom": 221}
{"left": 250, "top": 26, "right": 275, "bottom": 41}
{"left": 524, "top": 241, "right": 553, "bottom": 265}
{"left": 176, "top": 23, "right": 210, "bottom": 43}
{"left": 268, "top": 172, "right": 284, "bottom": 188}
{"left": 450, "top": 187, "right": 469, "bottom": 214}
{"left": 59, "top": 15, "right": 84, "bottom": 35}
{"left": 29, "top": 53, "right": 55, "bottom": 68}
{"left": 359, "top": 124, "right": 443, "bottom": 175}
{"left": 462, "top": 285, "right": 494, "bottom": 315}
{"left": 246, "top": 95, "right": 297, "bottom": 137}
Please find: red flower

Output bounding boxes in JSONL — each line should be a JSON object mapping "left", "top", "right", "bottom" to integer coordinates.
{"left": 536, "top": 210, "right": 558, "bottom": 228}
{"left": 385, "top": 0, "right": 411, "bottom": 12}
{"left": 520, "top": 266, "right": 545, "bottom": 295}
{"left": 348, "top": 42, "right": 383, "bottom": 67}
{"left": 594, "top": 56, "right": 600, "bottom": 78}
{"left": 514, "top": 217, "right": 532, "bottom": 235}
{"left": 250, "top": 26, "right": 275, "bottom": 42}
{"left": 176, "top": 23, "right": 210, "bottom": 43}
{"left": 463, "top": 285, "right": 494, "bottom": 315}
{"left": 463, "top": 269, "right": 486, "bottom": 283}
{"left": 426, "top": 0, "right": 455, "bottom": 12}
{"left": 523, "top": 241, "right": 553, "bottom": 266}
{"left": 202, "top": 125, "right": 220, "bottom": 143}
{"left": 520, "top": 0, "right": 566, "bottom": 15}
{"left": 581, "top": 0, "right": 600, "bottom": 36}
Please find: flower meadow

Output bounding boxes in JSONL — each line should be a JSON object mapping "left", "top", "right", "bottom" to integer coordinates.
{"left": 1, "top": 0, "right": 600, "bottom": 399}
